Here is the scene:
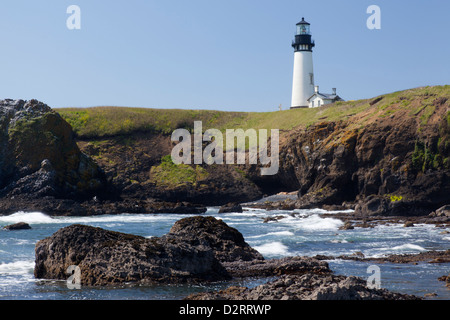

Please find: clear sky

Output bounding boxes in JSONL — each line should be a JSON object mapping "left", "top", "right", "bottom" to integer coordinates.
{"left": 0, "top": 0, "right": 449, "bottom": 112}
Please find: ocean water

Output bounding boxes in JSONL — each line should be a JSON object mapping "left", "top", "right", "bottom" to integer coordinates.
{"left": 0, "top": 207, "right": 449, "bottom": 300}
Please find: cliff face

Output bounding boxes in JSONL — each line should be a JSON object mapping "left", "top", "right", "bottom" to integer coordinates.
{"left": 257, "top": 87, "right": 450, "bottom": 216}
{"left": 67, "top": 86, "right": 449, "bottom": 216}
{"left": 1, "top": 86, "right": 448, "bottom": 217}
{"left": 75, "top": 133, "right": 263, "bottom": 206}
{"left": 0, "top": 99, "right": 108, "bottom": 215}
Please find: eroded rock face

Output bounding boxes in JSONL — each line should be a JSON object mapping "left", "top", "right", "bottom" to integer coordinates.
{"left": 0, "top": 99, "right": 108, "bottom": 213}
{"left": 253, "top": 100, "right": 450, "bottom": 216}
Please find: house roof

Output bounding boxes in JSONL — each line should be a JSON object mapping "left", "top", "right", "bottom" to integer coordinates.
{"left": 307, "top": 92, "right": 343, "bottom": 102}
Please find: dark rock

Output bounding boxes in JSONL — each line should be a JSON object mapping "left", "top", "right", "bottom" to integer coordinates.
{"left": 3, "top": 222, "right": 31, "bottom": 230}
{"left": 221, "top": 256, "right": 331, "bottom": 278}
{"left": 185, "top": 274, "right": 420, "bottom": 300}
{"left": 0, "top": 99, "right": 109, "bottom": 215}
{"left": 262, "top": 215, "right": 286, "bottom": 223}
{"left": 314, "top": 249, "right": 450, "bottom": 264}
{"left": 167, "top": 216, "right": 263, "bottom": 262}
{"left": 35, "top": 223, "right": 229, "bottom": 286}
{"left": 218, "top": 202, "right": 243, "bottom": 213}
{"left": 247, "top": 96, "right": 450, "bottom": 217}
{"left": 429, "top": 205, "right": 450, "bottom": 218}
{"left": 34, "top": 216, "right": 262, "bottom": 285}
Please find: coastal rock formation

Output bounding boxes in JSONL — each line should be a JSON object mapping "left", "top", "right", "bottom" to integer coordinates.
{"left": 221, "top": 256, "right": 330, "bottom": 278}
{"left": 3, "top": 222, "right": 31, "bottom": 230}
{"left": 252, "top": 90, "right": 450, "bottom": 216}
{"left": 0, "top": 100, "right": 209, "bottom": 216}
{"left": 429, "top": 205, "right": 450, "bottom": 218}
{"left": 34, "top": 216, "right": 422, "bottom": 300}
{"left": 168, "top": 216, "right": 263, "bottom": 262}
{"left": 0, "top": 99, "right": 108, "bottom": 215}
{"left": 186, "top": 274, "right": 420, "bottom": 300}
{"left": 34, "top": 216, "right": 262, "bottom": 285}
{"left": 218, "top": 202, "right": 243, "bottom": 213}
{"left": 39, "top": 86, "right": 447, "bottom": 217}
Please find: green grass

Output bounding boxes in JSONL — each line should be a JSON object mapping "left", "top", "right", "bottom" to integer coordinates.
{"left": 56, "top": 102, "right": 374, "bottom": 139}
{"left": 149, "top": 155, "right": 209, "bottom": 188}
{"left": 56, "top": 85, "right": 450, "bottom": 139}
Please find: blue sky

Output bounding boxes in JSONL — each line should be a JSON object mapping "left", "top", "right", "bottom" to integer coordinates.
{"left": 0, "top": 0, "right": 449, "bottom": 112}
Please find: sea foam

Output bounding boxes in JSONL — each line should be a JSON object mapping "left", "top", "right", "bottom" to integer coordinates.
{"left": 254, "top": 241, "right": 289, "bottom": 257}
{"left": 284, "top": 214, "right": 344, "bottom": 231}
{"left": 0, "top": 211, "right": 54, "bottom": 224}
{"left": 391, "top": 243, "right": 427, "bottom": 252}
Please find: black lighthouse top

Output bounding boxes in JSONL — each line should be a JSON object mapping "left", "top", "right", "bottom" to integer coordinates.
{"left": 292, "top": 18, "right": 315, "bottom": 52}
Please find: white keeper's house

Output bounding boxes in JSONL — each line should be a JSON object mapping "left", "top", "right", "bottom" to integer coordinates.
{"left": 307, "top": 86, "right": 344, "bottom": 108}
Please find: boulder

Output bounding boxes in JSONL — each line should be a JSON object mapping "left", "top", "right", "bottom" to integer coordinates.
{"left": 218, "top": 202, "right": 243, "bottom": 213}
{"left": 34, "top": 223, "right": 229, "bottom": 286}
{"left": 34, "top": 216, "right": 262, "bottom": 286}
{"left": 3, "top": 222, "right": 31, "bottom": 230}
{"left": 339, "top": 221, "right": 354, "bottom": 230}
{"left": 429, "top": 205, "right": 450, "bottom": 218}
{"left": 167, "top": 216, "right": 263, "bottom": 262}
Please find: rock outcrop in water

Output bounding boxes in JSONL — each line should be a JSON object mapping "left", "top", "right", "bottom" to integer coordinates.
{"left": 34, "top": 216, "right": 420, "bottom": 300}
{"left": 3, "top": 222, "right": 31, "bottom": 230}
{"left": 186, "top": 274, "right": 420, "bottom": 300}
{"left": 34, "top": 216, "right": 262, "bottom": 285}
{"left": 34, "top": 216, "right": 332, "bottom": 286}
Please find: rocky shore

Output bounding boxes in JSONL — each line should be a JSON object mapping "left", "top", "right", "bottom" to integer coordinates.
{"left": 34, "top": 216, "right": 422, "bottom": 300}
{"left": 185, "top": 274, "right": 420, "bottom": 300}
{"left": 1, "top": 90, "right": 449, "bottom": 219}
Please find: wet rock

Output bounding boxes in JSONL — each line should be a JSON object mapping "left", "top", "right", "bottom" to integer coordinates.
{"left": 404, "top": 221, "right": 414, "bottom": 227}
{"left": 168, "top": 216, "right": 263, "bottom": 262}
{"left": 34, "top": 216, "right": 262, "bottom": 286}
{"left": 262, "top": 215, "right": 286, "bottom": 223}
{"left": 438, "top": 273, "right": 450, "bottom": 287}
{"left": 429, "top": 205, "right": 450, "bottom": 218}
{"left": 218, "top": 202, "right": 243, "bottom": 213}
{"left": 3, "top": 222, "right": 31, "bottom": 230}
{"left": 186, "top": 274, "right": 420, "bottom": 300}
{"left": 339, "top": 221, "right": 354, "bottom": 230}
{"left": 314, "top": 249, "right": 450, "bottom": 264}
{"left": 221, "top": 256, "right": 331, "bottom": 278}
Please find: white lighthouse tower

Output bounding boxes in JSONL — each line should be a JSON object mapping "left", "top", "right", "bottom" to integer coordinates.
{"left": 291, "top": 18, "right": 315, "bottom": 109}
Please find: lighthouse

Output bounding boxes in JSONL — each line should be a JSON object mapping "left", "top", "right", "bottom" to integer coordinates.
{"left": 290, "top": 18, "right": 315, "bottom": 109}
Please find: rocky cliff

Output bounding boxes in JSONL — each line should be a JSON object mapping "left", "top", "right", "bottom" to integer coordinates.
{"left": 64, "top": 86, "right": 449, "bottom": 217}
{"left": 258, "top": 86, "right": 450, "bottom": 216}
{"left": 1, "top": 86, "right": 449, "bottom": 217}
{"left": 0, "top": 99, "right": 109, "bottom": 215}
